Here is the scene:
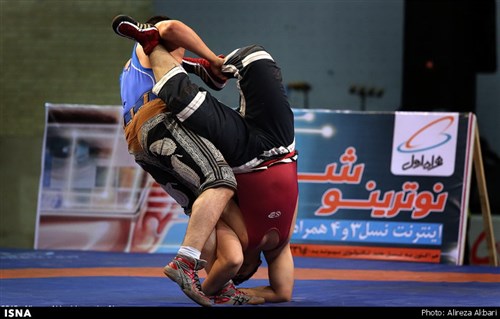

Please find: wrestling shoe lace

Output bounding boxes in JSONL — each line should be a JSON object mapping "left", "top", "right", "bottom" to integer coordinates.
{"left": 163, "top": 254, "right": 212, "bottom": 307}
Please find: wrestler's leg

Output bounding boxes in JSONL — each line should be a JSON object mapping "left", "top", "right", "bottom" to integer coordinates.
{"left": 163, "top": 187, "right": 234, "bottom": 307}
{"left": 149, "top": 45, "right": 180, "bottom": 82}
{"left": 202, "top": 218, "right": 243, "bottom": 296}
{"left": 184, "top": 187, "right": 235, "bottom": 253}
{"left": 222, "top": 45, "right": 295, "bottom": 152}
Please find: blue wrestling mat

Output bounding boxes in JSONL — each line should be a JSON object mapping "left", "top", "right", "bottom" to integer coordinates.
{"left": 1, "top": 248, "right": 499, "bottom": 317}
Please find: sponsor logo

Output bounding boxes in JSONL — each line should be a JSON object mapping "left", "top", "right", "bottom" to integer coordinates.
{"left": 268, "top": 211, "right": 281, "bottom": 218}
{"left": 391, "top": 113, "right": 459, "bottom": 176}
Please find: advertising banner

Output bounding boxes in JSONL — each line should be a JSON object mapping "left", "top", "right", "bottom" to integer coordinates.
{"left": 467, "top": 215, "right": 500, "bottom": 265}
{"left": 35, "top": 104, "right": 187, "bottom": 253}
{"left": 292, "top": 110, "right": 475, "bottom": 265}
{"left": 35, "top": 104, "right": 476, "bottom": 264}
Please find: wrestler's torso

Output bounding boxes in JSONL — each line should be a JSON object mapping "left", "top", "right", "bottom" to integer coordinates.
{"left": 120, "top": 44, "right": 157, "bottom": 116}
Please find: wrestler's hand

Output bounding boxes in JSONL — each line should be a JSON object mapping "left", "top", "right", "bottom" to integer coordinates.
{"left": 209, "top": 55, "right": 227, "bottom": 81}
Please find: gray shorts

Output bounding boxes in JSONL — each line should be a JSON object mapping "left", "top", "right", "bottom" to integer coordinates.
{"left": 126, "top": 99, "right": 236, "bottom": 214}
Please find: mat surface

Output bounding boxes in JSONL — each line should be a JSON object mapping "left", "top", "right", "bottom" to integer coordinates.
{"left": 1, "top": 248, "right": 499, "bottom": 317}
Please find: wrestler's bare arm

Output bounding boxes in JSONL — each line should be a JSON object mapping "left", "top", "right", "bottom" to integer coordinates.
{"left": 152, "top": 20, "right": 224, "bottom": 77}
{"left": 240, "top": 243, "right": 294, "bottom": 303}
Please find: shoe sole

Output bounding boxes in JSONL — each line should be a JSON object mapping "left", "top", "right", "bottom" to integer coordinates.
{"left": 163, "top": 266, "right": 212, "bottom": 307}
{"left": 111, "top": 15, "right": 136, "bottom": 37}
{"left": 112, "top": 15, "right": 157, "bottom": 40}
{"left": 215, "top": 296, "right": 265, "bottom": 305}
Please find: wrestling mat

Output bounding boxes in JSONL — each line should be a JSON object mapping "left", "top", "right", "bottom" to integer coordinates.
{"left": 1, "top": 248, "right": 499, "bottom": 317}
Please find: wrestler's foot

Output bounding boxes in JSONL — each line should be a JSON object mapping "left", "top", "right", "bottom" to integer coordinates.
{"left": 182, "top": 56, "right": 227, "bottom": 91}
{"left": 111, "top": 14, "right": 160, "bottom": 55}
{"left": 163, "top": 254, "right": 212, "bottom": 307}
{"left": 211, "top": 281, "right": 265, "bottom": 306}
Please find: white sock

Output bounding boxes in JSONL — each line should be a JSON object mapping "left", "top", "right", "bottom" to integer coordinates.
{"left": 177, "top": 246, "right": 201, "bottom": 260}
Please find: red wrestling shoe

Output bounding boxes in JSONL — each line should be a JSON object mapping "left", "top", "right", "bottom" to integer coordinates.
{"left": 111, "top": 15, "right": 160, "bottom": 55}
{"left": 211, "top": 281, "right": 265, "bottom": 306}
{"left": 182, "top": 56, "right": 227, "bottom": 91}
{"left": 163, "top": 254, "right": 212, "bottom": 307}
